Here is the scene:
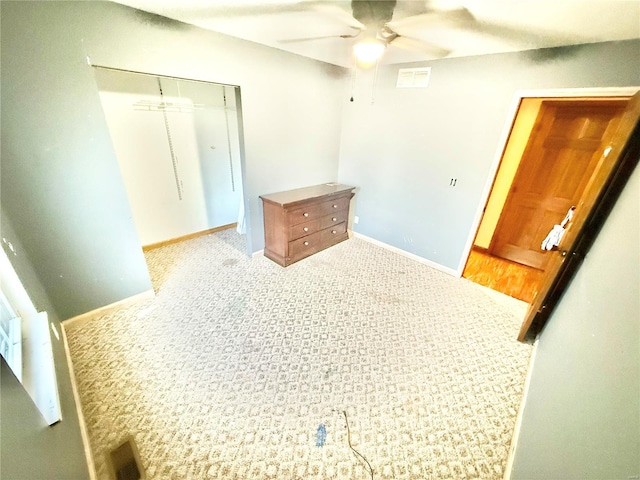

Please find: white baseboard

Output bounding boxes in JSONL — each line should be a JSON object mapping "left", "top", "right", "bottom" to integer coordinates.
{"left": 351, "top": 232, "right": 458, "bottom": 276}
{"left": 252, "top": 249, "right": 264, "bottom": 259}
{"left": 62, "top": 289, "right": 155, "bottom": 328}
{"left": 61, "top": 324, "right": 97, "bottom": 480}
{"left": 503, "top": 338, "right": 539, "bottom": 480}
{"left": 59, "top": 289, "right": 156, "bottom": 479}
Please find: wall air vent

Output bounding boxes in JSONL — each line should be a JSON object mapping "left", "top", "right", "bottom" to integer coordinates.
{"left": 396, "top": 67, "right": 432, "bottom": 88}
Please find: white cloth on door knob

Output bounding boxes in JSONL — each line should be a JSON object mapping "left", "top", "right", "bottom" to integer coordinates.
{"left": 541, "top": 225, "right": 566, "bottom": 251}
{"left": 541, "top": 206, "right": 575, "bottom": 251}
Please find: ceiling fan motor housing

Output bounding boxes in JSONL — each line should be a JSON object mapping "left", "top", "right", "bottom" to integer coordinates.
{"left": 351, "top": 0, "right": 397, "bottom": 29}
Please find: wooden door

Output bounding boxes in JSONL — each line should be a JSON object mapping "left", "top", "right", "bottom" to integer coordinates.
{"left": 490, "top": 100, "right": 627, "bottom": 270}
{"left": 518, "top": 91, "right": 640, "bottom": 341}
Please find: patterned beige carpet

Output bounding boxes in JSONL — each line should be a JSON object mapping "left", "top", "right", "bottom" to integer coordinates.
{"left": 65, "top": 230, "right": 532, "bottom": 480}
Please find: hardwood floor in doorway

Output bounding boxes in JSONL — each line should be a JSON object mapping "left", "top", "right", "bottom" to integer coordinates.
{"left": 463, "top": 248, "right": 544, "bottom": 303}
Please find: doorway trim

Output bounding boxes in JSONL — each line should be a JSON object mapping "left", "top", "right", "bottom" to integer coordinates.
{"left": 458, "top": 86, "right": 640, "bottom": 277}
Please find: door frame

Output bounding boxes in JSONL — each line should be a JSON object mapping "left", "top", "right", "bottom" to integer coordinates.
{"left": 519, "top": 90, "right": 640, "bottom": 341}
{"left": 458, "top": 87, "right": 640, "bottom": 335}
{"left": 487, "top": 97, "right": 629, "bottom": 270}
{"left": 460, "top": 86, "right": 640, "bottom": 277}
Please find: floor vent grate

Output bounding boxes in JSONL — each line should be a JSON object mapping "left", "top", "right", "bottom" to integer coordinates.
{"left": 108, "top": 436, "right": 144, "bottom": 480}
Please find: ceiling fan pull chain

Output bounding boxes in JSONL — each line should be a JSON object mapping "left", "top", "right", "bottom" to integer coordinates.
{"left": 371, "top": 58, "right": 380, "bottom": 105}
{"left": 350, "top": 57, "right": 357, "bottom": 102}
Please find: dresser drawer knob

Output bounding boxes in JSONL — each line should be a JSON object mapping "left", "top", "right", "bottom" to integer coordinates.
{"left": 332, "top": 230, "right": 337, "bottom": 234}
{"left": 332, "top": 204, "right": 338, "bottom": 208}
{"left": 332, "top": 217, "right": 337, "bottom": 222}
{"left": 303, "top": 212, "right": 309, "bottom": 217}
{"left": 303, "top": 227, "right": 309, "bottom": 232}
{"left": 304, "top": 241, "right": 309, "bottom": 246}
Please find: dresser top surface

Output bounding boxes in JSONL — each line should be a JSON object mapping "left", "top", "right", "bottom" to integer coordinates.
{"left": 260, "top": 183, "right": 355, "bottom": 207}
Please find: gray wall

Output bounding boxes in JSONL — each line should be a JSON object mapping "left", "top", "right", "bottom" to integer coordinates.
{"left": 0, "top": 213, "right": 89, "bottom": 480}
{"left": 1, "top": 1, "right": 345, "bottom": 477}
{"left": 1, "top": 359, "right": 89, "bottom": 480}
{"left": 1, "top": 1, "right": 153, "bottom": 320}
{"left": 510, "top": 164, "right": 640, "bottom": 479}
{"left": 1, "top": 0, "right": 346, "bottom": 320}
{"left": 338, "top": 40, "right": 640, "bottom": 270}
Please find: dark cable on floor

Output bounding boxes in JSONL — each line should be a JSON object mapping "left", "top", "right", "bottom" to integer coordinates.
{"left": 342, "top": 410, "right": 374, "bottom": 480}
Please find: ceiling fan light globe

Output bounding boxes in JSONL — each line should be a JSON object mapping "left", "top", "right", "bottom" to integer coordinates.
{"left": 353, "top": 41, "right": 386, "bottom": 63}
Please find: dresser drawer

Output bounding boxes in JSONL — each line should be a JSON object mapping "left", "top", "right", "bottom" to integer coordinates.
{"left": 289, "top": 211, "right": 347, "bottom": 240}
{"left": 288, "top": 229, "right": 324, "bottom": 258}
{"left": 287, "top": 195, "right": 351, "bottom": 226}
{"left": 321, "top": 221, "right": 347, "bottom": 242}
{"left": 289, "top": 218, "right": 321, "bottom": 240}
{"left": 288, "top": 221, "right": 348, "bottom": 259}
{"left": 319, "top": 211, "right": 348, "bottom": 230}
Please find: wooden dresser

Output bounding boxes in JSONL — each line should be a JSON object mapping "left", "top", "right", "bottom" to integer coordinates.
{"left": 260, "top": 183, "right": 355, "bottom": 267}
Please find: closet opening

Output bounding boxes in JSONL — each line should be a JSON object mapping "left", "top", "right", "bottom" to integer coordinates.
{"left": 93, "top": 67, "right": 249, "bottom": 288}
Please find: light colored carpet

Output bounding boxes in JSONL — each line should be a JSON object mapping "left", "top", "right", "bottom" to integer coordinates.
{"left": 65, "top": 230, "right": 532, "bottom": 480}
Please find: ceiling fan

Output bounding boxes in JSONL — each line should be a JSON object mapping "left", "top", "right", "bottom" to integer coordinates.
{"left": 278, "top": 0, "right": 476, "bottom": 64}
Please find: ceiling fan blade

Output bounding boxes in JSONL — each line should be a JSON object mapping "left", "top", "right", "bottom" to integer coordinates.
{"left": 279, "top": 31, "right": 361, "bottom": 43}
{"left": 387, "top": 7, "right": 475, "bottom": 32}
{"left": 469, "top": 20, "right": 581, "bottom": 48}
{"left": 162, "top": 1, "right": 366, "bottom": 33}
{"left": 389, "top": 35, "right": 451, "bottom": 58}
{"left": 313, "top": 3, "right": 365, "bottom": 31}
{"left": 389, "top": 5, "right": 578, "bottom": 50}
{"left": 208, "top": 1, "right": 331, "bottom": 17}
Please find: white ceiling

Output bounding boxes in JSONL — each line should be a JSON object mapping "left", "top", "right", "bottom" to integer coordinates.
{"left": 113, "top": 0, "right": 640, "bottom": 67}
